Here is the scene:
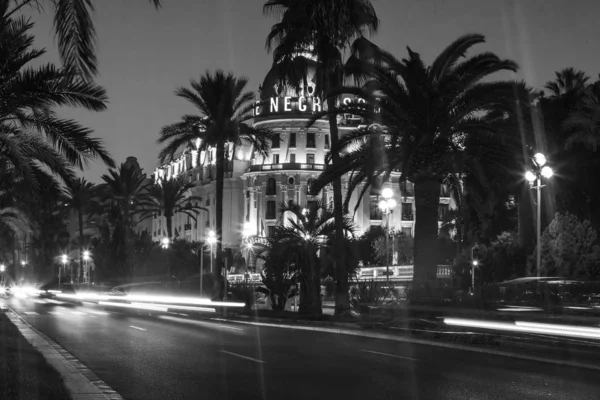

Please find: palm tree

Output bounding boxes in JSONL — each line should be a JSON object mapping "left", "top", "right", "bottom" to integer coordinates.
{"left": 263, "top": 0, "right": 379, "bottom": 314}
{"left": 562, "top": 84, "right": 600, "bottom": 151}
{"left": 544, "top": 68, "right": 589, "bottom": 98}
{"left": 138, "top": 176, "right": 206, "bottom": 243}
{"left": 99, "top": 163, "right": 151, "bottom": 276}
{"left": 312, "top": 34, "right": 525, "bottom": 298}
{"left": 263, "top": 201, "right": 355, "bottom": 315}
{"left": 0, "top": 4, "right": 114, "bottom": 192}
{"left": 6, "top": 0, "right": 162, "bottom": 80}
{"left": 158, "top": 70, "right": 273, "bottom": 285}
{"left": 62, "top": 178, "right": 98, "bottom": 282}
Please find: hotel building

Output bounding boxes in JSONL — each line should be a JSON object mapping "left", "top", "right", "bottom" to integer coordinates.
{"left": 152, "top": 55, "right": 453, "bottom": 272}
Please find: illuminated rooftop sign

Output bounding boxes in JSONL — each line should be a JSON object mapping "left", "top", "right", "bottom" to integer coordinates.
{"left": 254, "top": 96, "right": 378, "bottom": 117}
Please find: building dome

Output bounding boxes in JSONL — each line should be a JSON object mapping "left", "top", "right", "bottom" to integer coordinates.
{"left": 255, "top": 56, "right": 325, "bottom": 119}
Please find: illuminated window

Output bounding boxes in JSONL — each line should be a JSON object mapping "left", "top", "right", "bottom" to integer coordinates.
{"left": 273, "top": 154, "right": 279, "bottom": 164}
{"left": 307, "top": 154, "right": 315, "bottom": 164}
{"left": 290, "top": 153, "right": 296, "bottom": 163}
{"left": 324, "top": 134, "right": 330, "bottom": 149}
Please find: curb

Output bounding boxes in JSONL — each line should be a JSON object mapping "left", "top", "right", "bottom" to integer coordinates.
{"left": 4, "top": 307, "right": 123, "bottom": 400}
{"left": 210, "top": 317, "right": 600, "bottom": 372}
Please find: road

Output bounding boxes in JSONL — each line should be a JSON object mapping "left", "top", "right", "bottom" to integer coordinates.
{"left": 6, "top": 297, "right": 600, "bottom": 400}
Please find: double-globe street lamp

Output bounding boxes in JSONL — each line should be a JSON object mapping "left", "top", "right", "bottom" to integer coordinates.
{"left": 60, "top": 254, "right": 68, "bottom": 286}
{"left": 525, "top": 152, "right": 554, "bottom": 278}
{"left": 378, "top": 187, "right": 397, "bottom": 290}
{"left": 83, "top": 250, "right": 91, "bottom": 286}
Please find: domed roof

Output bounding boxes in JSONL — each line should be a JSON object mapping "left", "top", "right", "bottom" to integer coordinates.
{"left": 258, "top": 55, "right": 319, "bottom": 100}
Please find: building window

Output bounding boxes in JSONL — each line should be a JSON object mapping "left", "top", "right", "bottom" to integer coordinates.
{"left": 307, "top": 132, "right": 316, "bottom": 148}
{"left": 438, "top": 204, "right": 449, "bottom": 221}
{"left": 324, "top": 134, "right": 330, "bottom": 149}
{"left": 306, "top": 178, "right": 315, "bottom": 195}
{"left": 266, "top": 200, "right": 277, "bottom": 219}
{"left": 266, "top": 178, "right": 277, "bottom": 195}
{"left": 401, "top": 203, "right": 413, "bottom": 220}
{"left": 401, "top": 227, "right": 412, "bottom": 237}
{"left": 290, "top": 153, "right": 296, "bottom": 163}
{"left": 370, "top": 178, "right": 383, "bottom": 196}
{"left": 401, "top": 181, "right": 414, "bottom": 196}
{"left": 370, "top": 196, "right": 382, "bottom": 220}
{"left": 272, "top": 134, "right": 280, "bottom": 149}
{"left": 324, "top": 152, "right": 330, "bottom": 165}
{"left": 267, "top": 225, "right": 276, "bottom": 237}
{"left": 246, "top": 199, "right": 250, "bottom": 222}
{"left": 307, "top": 200, "right": 318, "bottom": 213}
{"left": 289, "top": 132, "right": 296, "bottom": 147}
{"left": 273, "top": 154, "right": 279, "bottom": 164}
{"left": 307, "top": 154, "right": 315, "bottom": 164}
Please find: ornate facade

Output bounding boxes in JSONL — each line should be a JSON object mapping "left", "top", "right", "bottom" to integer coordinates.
{"left": 152, "top": 56, "right": 454, "bottom": 271}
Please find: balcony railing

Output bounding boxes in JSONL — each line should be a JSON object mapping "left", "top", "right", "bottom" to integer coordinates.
{"left": 184, "top": 224, "right": 192, "bottom": 231}
{"left": 248, "top": 163, "right": 325, "bottom": 172}
{"left": 401, "top": 213, "right": 414, "bottom": 221}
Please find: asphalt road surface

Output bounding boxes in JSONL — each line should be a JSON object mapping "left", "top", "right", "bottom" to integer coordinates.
{"left": 6, "top": 297, "right": 600, "bottom": 400}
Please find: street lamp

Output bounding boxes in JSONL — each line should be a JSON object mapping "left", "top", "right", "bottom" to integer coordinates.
{"left": 0, "top": 264, "right": 4, "bottom": 285}
{"left": 207, "top": 230, "right": 216, "bottom": 273}
{"left": 161, "top": 237, "right": 170, "bottom": 249}
{"left": 378, "top": 187, "right": 397, "bottom": 290}
{"left": 60, "top": 254, "right": 68, "bottom": 286}
{"left": 525, "top": 152, "right": 553, "bottom": 279}
{"left": 83, "top": 250, "right": 91, "bottom": 285}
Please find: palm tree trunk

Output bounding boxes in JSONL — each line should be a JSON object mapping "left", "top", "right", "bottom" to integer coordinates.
{"left": 78, "top": 211, "right": 84, "bottom": 283}
{"left": 412, "top": 178, "right": 441, "bottom": 300}
{"left": 215, "top": 142, "right": 225, "bottom": 292}
{"left": 166, "top": 215, "right": 173, "bottom": 276}
{"left": 326, "top": 96, "right": 350, "bottom": 315}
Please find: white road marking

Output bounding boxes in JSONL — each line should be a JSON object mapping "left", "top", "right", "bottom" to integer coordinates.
{"left": 23, "top": 311, "right": 39, "bottom": 315}
{"left": 87, "top": 315, "right": 98, "bottom": 318}
{"left": 70, "top": 311, "right": 85, "bottom": 315}
{"left": 216, "top": 325, "right": 243, "bottom": 331}
{"left": 47, "top": 311, "right": 62, "bottom": 316}
{"left": 362, "top": 349, "right": 418, "bottom": 361}
{"left": 129, "top": 325, "right": 146, "bottom": 331}
{"left": 221, "top": 350, "right": 265, "bottom": 364}
{"left": 88, "top": 310, "right": 109, "bottom": 315}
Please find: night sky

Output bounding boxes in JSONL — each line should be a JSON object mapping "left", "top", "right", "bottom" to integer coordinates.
{"left": 24, "top": 0, "right": 600, "bottom": 182}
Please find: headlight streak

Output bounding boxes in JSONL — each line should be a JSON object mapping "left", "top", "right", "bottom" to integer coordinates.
{"left": 56, "top": 292, "right": 245, "bottom": 308}
{"left": 444, "top": 318, "right": 600, "bottom": 340}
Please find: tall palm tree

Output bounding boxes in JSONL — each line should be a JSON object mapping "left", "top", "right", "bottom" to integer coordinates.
{"left": 158, "top": 70, "right": 273, "bottom": 285}
{"left": 0, "top": 4, "right": 114, "bottom": 192}
{"left": 99, "top": 163, "right": 151, "bottom": 276}
{"left": 6, "top": 0, "right": 162, "bottom": 80}
{"left": 262, "top": 200, "right": 354, "bottom": 315}
{"left": 312, "top": 34, "right": 525, "bottom": 299}
{"left": 263, "top": 0, "right": 379, "bottom": 314}
{"left": 62, "top": 177, "right": 97, "bottom": 282}
{"left": 138, "top": 177, "right": 206, "bottom": 240}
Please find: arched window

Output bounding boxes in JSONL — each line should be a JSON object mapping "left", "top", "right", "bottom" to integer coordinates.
{"left": 266, "top": 178, "right": 277, "bottom": 195}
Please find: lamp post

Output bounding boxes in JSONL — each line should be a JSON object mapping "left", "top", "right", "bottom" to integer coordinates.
{"left": 83, "top": 250, "right": 91, "bottom": 288}
{"left": 0, "top": 264, "right": 5, "bottom": 285}
{"left": 60, "top": 254, "right": 68, "bottom": 287}
{"left": 161, "top": 237, "right": 170, "bottom": 276}
{"left": 207, "top": 231, "right": 216, "bottom": 273}
{"left": 378, "top": 187, "right": 397, "bottom": 290}
{"left": 525, "top": 152, "right": 554, "bottom": 279}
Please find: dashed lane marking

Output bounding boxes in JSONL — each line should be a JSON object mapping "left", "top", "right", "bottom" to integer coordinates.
{"left": 221, "top": 350, "right": 265, "bottom": 364}
{"left": 129, "top": 325, "right": 146, "bottom": 331}
{"left": 362, "top": 349, "right": 418, "bottom": 361}
{"left": 23, "top": 311, "right": 39, "bottom": 315}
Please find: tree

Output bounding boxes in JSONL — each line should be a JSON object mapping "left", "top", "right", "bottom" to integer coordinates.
{"left": 139, "top": 177, "right": 206, "bottom": 239}
{"left": 62, "top": 178, "right": 97, "bottom": 282}
{"left": 538, "top": 212, "right": 600, "bottom": 280}
{"left": 158, "top": 70, "right": 273, "bottom": 287}
{"left": 98, "top": 163, "right": 151, "bottom": 276}
{"left": 371, "top": 229, "right": 413, "bottom": 266}
{"left": 562, "top": 84, "right": 600, "bottom": 151}
{"left": 312, "top": 34, "right": 524, "bottom": 299}
{"left": 263, "top": 201, "right": 355, "bottom": 315}
{"left": 263, "top": 0, "right": 379, "bottom": 315}
{"left": 0, "top": 4, "right": 114, "bottom": 192}
{"left": 7, "top": 0, "right": 162, "bottom": 80}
